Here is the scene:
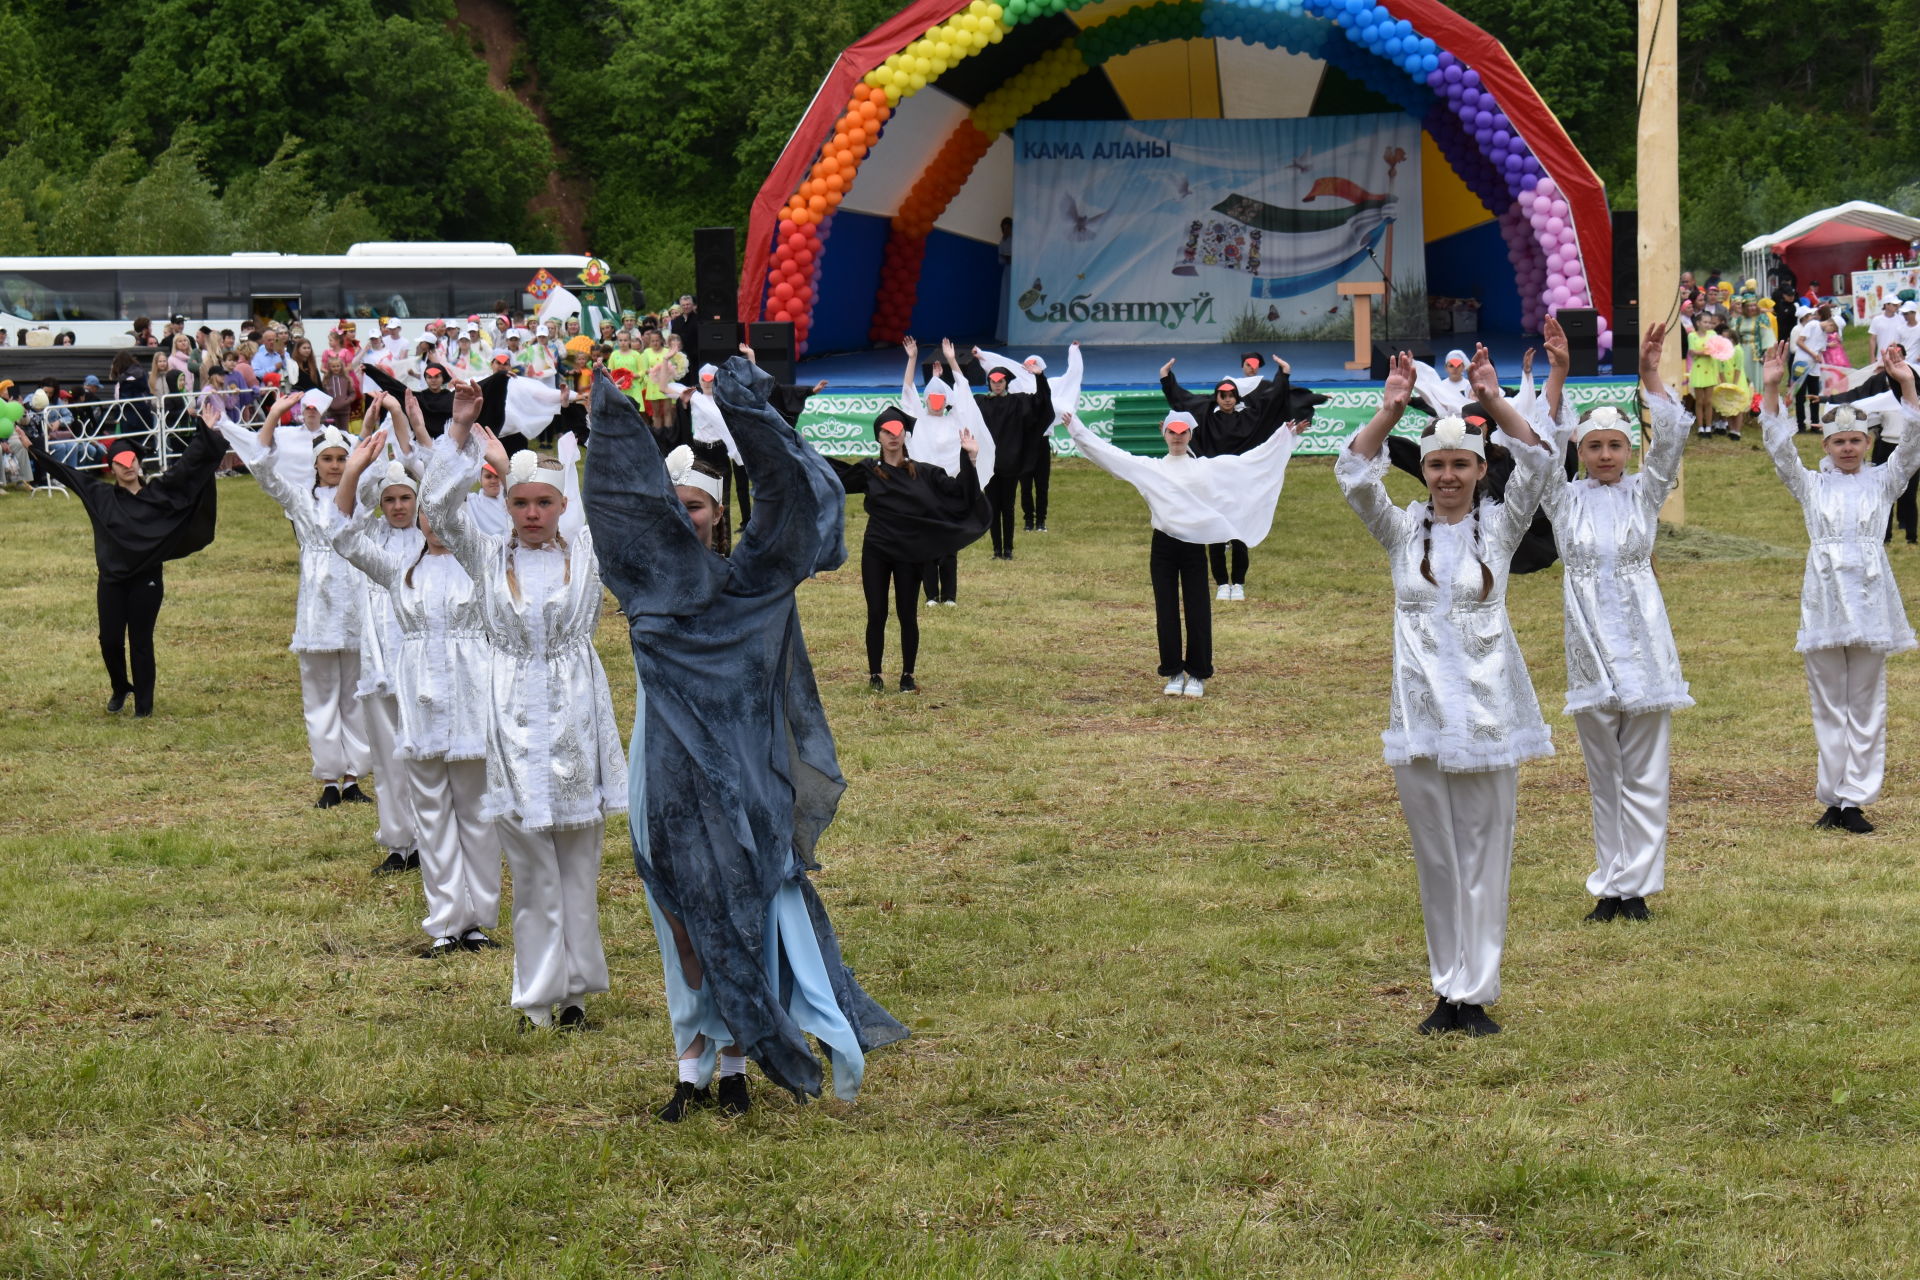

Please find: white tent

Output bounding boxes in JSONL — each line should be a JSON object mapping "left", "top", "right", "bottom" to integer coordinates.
{"left": 1741, "top": 201, "right": 1920, "bottom": 297}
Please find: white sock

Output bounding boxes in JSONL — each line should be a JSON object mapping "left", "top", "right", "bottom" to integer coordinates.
{"left": 719, "top": 1051, "right": 746, "bottom": 1078}
{"left": 522, "top": 1006, "right": 553, "bottom": 1027}
{"left": 678, "top": 1057, "right": 702, "bottom": 1085}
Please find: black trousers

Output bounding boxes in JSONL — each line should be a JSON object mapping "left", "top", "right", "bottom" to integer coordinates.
{"left": 1207, "top": 540, "right": 1249, "bottom": 586}
{"left": 98, "top": 569, "right": 165, "bottom": 712}
{"left": 1020, "top": 453, "right": 1052, "bottom": 528}
{"left": 732, "top": 461, "right": 753, "bottom": 530}
{"left": 986, "top": 474, "right": 1019, "bottom": 556}
{"left": 1874, "top": 437, "right": 1920, "bottom": 541}
{"left": 1795, "top": 375, "right": 1820, "bottom": 431}
{"left": 921, "top": 553, "right": 957, "bottom": 604}
{"left": 862, "top": 547, "right": 920, "bottom": 676}
{"left": 1149, "top": 531, "right": 1212, "bottom": 680}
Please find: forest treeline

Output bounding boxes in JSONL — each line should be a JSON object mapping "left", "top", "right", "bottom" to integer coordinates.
{"left": 0, "top": 0, "right": 1914, "bottom": 299}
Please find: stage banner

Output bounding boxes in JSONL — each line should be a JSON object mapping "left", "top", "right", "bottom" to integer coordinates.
{"left": 796, "top": 380, "right": 1638, "bottom": 459}
{"left": 1009, "top": 115, "right": 1424, "bottom": 347}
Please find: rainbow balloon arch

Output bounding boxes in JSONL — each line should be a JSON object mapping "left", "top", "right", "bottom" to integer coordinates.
{"left": 740, "top": 0, "right": 1612, "bottom": 361}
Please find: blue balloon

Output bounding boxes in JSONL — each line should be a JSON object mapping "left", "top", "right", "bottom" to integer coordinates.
{"left": 1396, "top": 18, "right": 1413, "bottom": 34}
{"left": 1422, "top": 52, "right": 1438, "bottom": 71}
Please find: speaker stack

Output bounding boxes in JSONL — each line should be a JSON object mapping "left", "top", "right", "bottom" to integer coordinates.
{"left": 692, "top": 227, "right": 740, "bottom": 368}
{"left": 1370, "top": 340, "right": 1432, "bottom": 381}
{"left": 747, "top": 322, "right": 797, "bottom": 385}
{"left": 1611, "top": 210, "right": 1639, "bottom": 364}
{"left": 1557, "top": 308, "right": 1601, "bottom": 377}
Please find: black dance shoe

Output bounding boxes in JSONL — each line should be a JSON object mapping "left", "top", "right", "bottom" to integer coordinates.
{"left": 1814, "top": 805, "right": 1843, "bottom": 829}
{"left": 373, "top": 848, "right": 409, "bottom": 875}
{"left": 1416, "top": 997, "right": 1458, "bottom": 1035}
{"left": 1584, "top": 897, "right": 1621, "bottom": 922}
{"left": 715, "top": 1073, "right": 751, "bottom": 1116}
{"left": 315, "top": 783, "right": 343, "bottom": 810}
{"left": 404, "top": 847, "right": 420, "bottom": 870}
{"left": 1618, "top": 896, "right": 1652, "bottom": 921}
{"left": 132, "top": 705, "right": 152, "bottom": 719}
{"left": 868, "top": 674, "right": 885, "bottom": 693}
{"left": 899, "top": 673, "right": 918, "bottom": 693}
{"left": 657, "top": 1081, "right": 712, "bottom": 1123}
{"left": 340, "top": 781, "right": 373, "bottom": 805}
{"left": 556, "top": 1004, "right": 588, "bottom": 1031}
{"left": 107, "top": 691, "right": 128, "bottom": 713}
{"left": 460, "top": 930, "right": 500, "bottom": 951}
{"left": 1454, "top": 1004, "right": 1502, "bottom": 1036}
{"left": 1839, "top": 807, "right": 1875, "bottom": 834}
{"left": 1023, "top": 518, "right": 1036, "bottom": 531}
{"left": 420, "top": 936, "right": 460, "bottom": 959}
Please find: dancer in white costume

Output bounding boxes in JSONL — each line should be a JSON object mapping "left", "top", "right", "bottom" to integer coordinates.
{"left": 1338, "top": 347, "right": 1555, "bottom": 1036}
{"left": 224, "top": 391, "right": 371, "bottom": 809}
{"left": 1540, "top": 322, "right": 1693, "bottom": 922}
{"left": 335, "top": 428, "right": 502, "bottom": 956}
{"left": 1759, "top": 341, "right": 1920, "bottom": 833}
{"left": 420, "top": 385, "right": 627, "bottom": 1027}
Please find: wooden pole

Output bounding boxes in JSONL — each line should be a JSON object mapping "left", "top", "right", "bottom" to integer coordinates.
{"left": 1639, "top": 0, "right": 1684, "bottom": 523}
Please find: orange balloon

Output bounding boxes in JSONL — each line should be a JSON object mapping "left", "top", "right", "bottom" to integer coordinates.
{"left": 835, "top": 148, "right": 854, "bottom": 168}
{"left": 825, "top": 173, "right": 846, "bottom": 193}
{"left": 808, "top": 195, "right": 827, "bottom": 213}
{"left": 832, "top": 132, "right": 849, "bottom": 151}
{"left": 825, "top": 190, "right": 843, "bottom": 207}
{"left": 846, "top": 126, "right": 868, "bottom": 147}
{"left": 791, "top": 206, "right": 812, "bottom": 225}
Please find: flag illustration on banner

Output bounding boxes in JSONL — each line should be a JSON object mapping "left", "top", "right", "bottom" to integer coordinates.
{"left": 1173, "top": 178, "right": 1394, "bottom": 300}
{"left": 527, "top": 269, "right": 561, "bottom": 302}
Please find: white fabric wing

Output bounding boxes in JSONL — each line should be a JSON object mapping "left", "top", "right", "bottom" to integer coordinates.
{"left": 689, "top": 391, "right": 742, "bottom": 463}
{"left": 502, "top": 375, "right": 565, "bottom": 436}
{"left": 1412, "top": 360, "right": 1475, "bottom": 417}
{"left": 1068, "top": 418, "right": 1296, "bottom": 546}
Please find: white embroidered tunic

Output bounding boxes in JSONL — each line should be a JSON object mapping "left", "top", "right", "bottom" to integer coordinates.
{"left": 420, "top": 434, "right": 627, "bottom": 831}
{"left": 1762, "top": 406, "right": 1920, "bottom": 653}
{"left": 331, "top": 510, "right": 491, "bottom": 763}
{"left": 1541, "top": 392, "right": 1693, "bottom": 715}
{"left": 224, "top": 422, "right": 362, "bottom": 654}
{"left": 1337, "top": 429, "right": 1557, "bottom": 772}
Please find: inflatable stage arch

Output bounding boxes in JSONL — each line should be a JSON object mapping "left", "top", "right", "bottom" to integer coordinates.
{"left": 742, "top": 0, "right": 1611, "bottom": 357}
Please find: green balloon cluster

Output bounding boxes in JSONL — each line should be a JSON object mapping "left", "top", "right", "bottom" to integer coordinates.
{"left": 1003, "top": 0, "right": 1100, "bottom": 24}
{"left": 1075, "top": 1, "right": 1206, "bottom": 64}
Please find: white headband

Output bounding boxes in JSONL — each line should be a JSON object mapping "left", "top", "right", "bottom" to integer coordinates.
{"left": 312, "top": 424, "right": 350, "bottom": 453}
{"left": 665, "top": 445, "right": 724, "bottom": 503}
{"left": 379, "top": 458, "right": 417, "bottom": 494}
{"left": 504, "top": 448, "right": 563, "bottom": 493}
{"left": 1822, "top": 405, "right": 1866, "bottom": 437}
{"left": 1573, "top": 405, "right": 1632, "bottom": 444}
{"left": 1418, "top": 416, "right": 1486, "bottom": 458}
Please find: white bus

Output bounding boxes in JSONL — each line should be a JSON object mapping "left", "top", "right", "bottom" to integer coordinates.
{"left": 0, "top": 243, "right": 632, "bottom": 348}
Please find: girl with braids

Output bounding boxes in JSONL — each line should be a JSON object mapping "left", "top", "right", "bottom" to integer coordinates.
{"left": 583, "top": 357, "right": 906, "bottom": 1122}
{"left": 420, "top": 385, "right": 626, "bottom": 1027}
{"left": 1759, "top": 341, "right": 1920, "bottom": 834}
{"left": 835, "top": 406, "right": 988, "bottom": 693}
{"left": 1338, "top": 347, "right": 1555, "bottom": 1037}
{"left": 223, "top": 390, "right": 373, "bottom": 809}
{"left": 1538, "top": 322, "right": 1693, "bottom": 923}
{"left": 334, "top": 427, "right": 501, "bottom": 957}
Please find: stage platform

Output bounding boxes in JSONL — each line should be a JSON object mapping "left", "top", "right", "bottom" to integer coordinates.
{"left": 795, "top": 333, "right": 1617, "bottom": 391}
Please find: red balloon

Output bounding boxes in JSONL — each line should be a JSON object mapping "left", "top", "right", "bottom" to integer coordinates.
{"left": 786, "top": 232, "right": 807, "bottom": 251}
{"left": 773, "top": 310, "right": 793, "bottom": 323}
{"left": 773, "top": 282, "right": 795, "bottom": 301}
{"left": 778, "top": 219, "right": 796, "bottom": 239}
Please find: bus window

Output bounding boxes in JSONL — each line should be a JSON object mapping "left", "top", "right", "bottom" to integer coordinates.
{"left": 119, "top": 270, "right": 234, "bottom": 321}
{"left": 342, "top": 271, "right": 449, "bottom": 321}
{"left": 0, "top": 270, "right": 117, "bottom": 321}
{"left": 449, "top": 278, "right": 525, "bottom": 316}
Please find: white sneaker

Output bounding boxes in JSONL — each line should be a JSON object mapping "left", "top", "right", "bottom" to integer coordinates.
{"left": 1183, "top": 677, "right": 1204, "bottom": 698}
{"left": 1229, "top": 584, "right": 1246, "bottom": 601}
{"left": 1215, "top": 584, "right": 1232, "bottom": 600}
{"left": 1162, "top": 675, "right": 1188, "bottom": 696}
{"left": 942, "top": 599, "right": 957, "bottom": 607}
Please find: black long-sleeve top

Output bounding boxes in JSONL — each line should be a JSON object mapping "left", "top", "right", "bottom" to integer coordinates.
{"left": 835, "top": 452, "right": 989, "bottom": 562}
{"left": 971, "top": 371, "right": 1051, "bottom": 479}
{"left": 28, "top": 422, "right": 224, "bottom": 581}
{"left": 1162, "top": 369, "right": 1294, "bottom": 458}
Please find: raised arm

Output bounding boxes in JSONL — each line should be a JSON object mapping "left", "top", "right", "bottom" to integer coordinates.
{"left": 329, "top": 500, "right": 407, "bottom": 589}
{"left": 713, "top": 356, "right": 849, "bottom": 593}
{"left": 1540, "top": 316, "right": 1570, "bottom": 424}
{"left": 1469, "top": 345, "right": 1543, "bottom": 450}
{"left": 336, "top": 428, "right": 388, "bottom": 519}
{"left": 579, "top": 374, "right": 727, "bottom": 618}
{"left": 1757, "top": 342, "right": 1811, "bottom": 503}
{"left": 1878, "top": 350, "right": 1920, "bottom": 494}
{"left": 1158, "top": 358, "right": 1209, "bottom": 414}
{"left": 1346, "top": 351, "right": 1412, "bottom": 460}
{"left": 1336, "top": 351, "right": 1415, "bottom": 551}
{"left": 899, "top": 338, "right": 925, "bottom": 416}
{"left": 417, "top": 387, "right": 496, "bottom": 583}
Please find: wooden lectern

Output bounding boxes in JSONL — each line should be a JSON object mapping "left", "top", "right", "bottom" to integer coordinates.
{"left": 1339, "top": 281, "right": 1386, "bottom": 370}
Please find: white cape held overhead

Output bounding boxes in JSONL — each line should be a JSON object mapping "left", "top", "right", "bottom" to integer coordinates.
{"left": 1412, "top": 360, "right": 1476, "bottom": 417}
{"left": 687, "top": 389, "right": 742, "bottom": 463}
{"left": 902, "top": 372, "right": 997, "bottom": 488}
{"left": 1067, "top": 416, "right": 1298, "bottom": 546}
{"left": 502, "top": 375, "right": 567, "bottom": 436}
{"left": 973, "top": 344, "right": 1085, "bottom": 426}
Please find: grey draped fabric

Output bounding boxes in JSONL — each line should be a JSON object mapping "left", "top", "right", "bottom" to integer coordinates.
{"left": 584, "top": 358, "right": 907, "bottom": 1099}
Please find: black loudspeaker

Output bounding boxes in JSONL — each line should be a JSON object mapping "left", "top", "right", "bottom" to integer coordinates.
{"left": 1611, "top": 210, "right": 1640, "bottom": 364}
{"left": 697, "top": 321, "right": 741, "bottom": 371}
{"left": 1370, "top": 340, "right": 1432, "bottom": 380}
{"left": 748, "top": 321, "right": 797, "bottom": 385}
{"left": 693, "top": 227, "right": 738, "bottom": 323}
{"left": 1558, "top": 307, "right": 1600, "bottom": 377}
{"left": 1611, "top": 303, "right": 1639, "bottom": 371}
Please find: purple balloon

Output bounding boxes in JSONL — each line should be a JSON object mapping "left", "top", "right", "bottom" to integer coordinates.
{"left": 1503, "top": 154, "right": 1523, "bottom": 173}
{"left": 1474, "top": 128, "right": 1491, "bottom": 144}
{"left": 1491, "top": 130, "right": 1510, "bottom": 148}
{"left": 1443, "top": 63, "right": 1462, "bottom": 82}
{"left": 1438, "top": 50, "right": 1457, "bottom": 68}
{"left": 1520, "top": 174, "right": 1538, "bottom": 190}
{"left": 1426, "top": 69, "right": 1445, "bottom": 88}
{"left": 1464, "top": 69, "right": 1481, "bottom": 87}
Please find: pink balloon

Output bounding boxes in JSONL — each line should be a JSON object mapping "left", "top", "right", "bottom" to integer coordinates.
{"left": 1552, "top": 286, "right": 1571, "bottom": 305}
{"left": 1537, "top": 177, "right": 1558, "bottom": 197}
{"left": 1546, "top": 216, "right": 1566, "bottom": 235}
{"left": 1549, "top": 199, "right": 1568, "bottom": 218}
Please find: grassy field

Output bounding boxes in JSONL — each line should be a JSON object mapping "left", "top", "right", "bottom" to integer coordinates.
{"left": 4, "top": 429, "right": 1920, "bottom": 1279}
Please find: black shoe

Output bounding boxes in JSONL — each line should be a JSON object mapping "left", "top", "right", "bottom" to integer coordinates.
{"left": 460, "top": 930, "right": 500, "bottom": 951}
{"left": 1727, "top": 429, "right": 1742, "bottom": 442}
{"left": 899, "top": 673, "right": 918, "bottom": 693}
{"left": 715, "top": 1073, "right": 751, "bottom": 1116}
{"left": 404, "top": 847, "right": 420, "bottom": 870}
{"left": 1416, "top": 997, "right": 1457, "bottom": 1035}
{"left": 1023, "top": 519, "right": 1036, "bottom": 531}
{"left": 315, "top": 783, "right": 343, "bottom": 810}
{"left": 1839, "top": 807, "right": 1875, "bottom": 834}
{"left": 420, "top": 936, "right": 460, "bottom": 959}
{"left": 556, "top": 1004, "right": 588, "bottom": 1031}
{"left": 1618, "top": 895, "right": 1652, "bottom": 921}
{"left": 516, "top": 1014, "right": 551, "bottom": 1035}
{"left": 657, "top": 1081, "right": 712, "bottom": 1123}
{"left": 1814, "top": 805, "right": 1843, "bottom": 829}
{"left": 1036, "top": 524, "right": 1048, "bottom": 533}
{"left": 132, "top": 706, "right": 152, "bottom": 718}
{"left": 107, "top": 691, "right": 128, "bottom": 714}
{"left": 868, "top": 674, "right": 885, "bottom": 693}
{"left": 340, "top": 781, "right": 373, "bottom": 805}
{"left": 373, "top": 849, "right": 409, "bottom": 875}
{"left": 1584, "top": 897, "right": 1621, "bottom": 922}
{"left": 1454, "top": 1004, "right": 1502, "bottom": 1036}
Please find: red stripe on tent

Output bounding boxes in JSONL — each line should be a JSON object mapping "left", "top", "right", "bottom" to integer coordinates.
{"left": 738, "top": 0, "right": 973, "bottom": 323}
{"left": 1380, "top": 0, "right": 1611, "bottom": 322}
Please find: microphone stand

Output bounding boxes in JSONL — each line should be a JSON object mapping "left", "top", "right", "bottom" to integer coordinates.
{"left": 1364, "top": 243, "right": 1391, "bottom": 345}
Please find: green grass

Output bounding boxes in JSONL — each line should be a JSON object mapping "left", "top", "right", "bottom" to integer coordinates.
{"left": 5, "top": 431, "right": 1920, "bottom": 1278}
